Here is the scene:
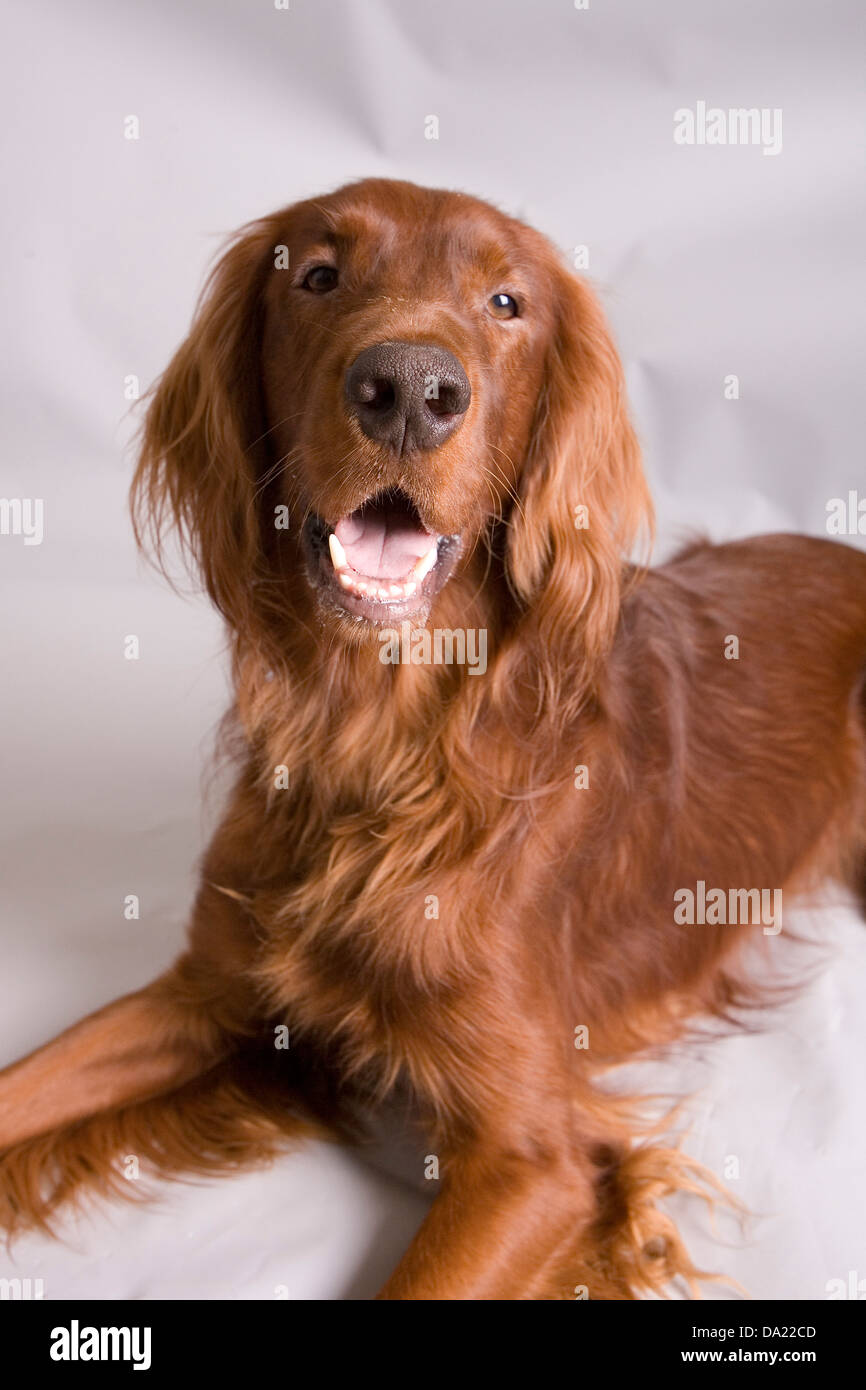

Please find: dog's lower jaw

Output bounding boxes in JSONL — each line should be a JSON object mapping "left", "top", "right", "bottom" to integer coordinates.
{"left": 304, "top": 517, "right": 463, "bottom": 627}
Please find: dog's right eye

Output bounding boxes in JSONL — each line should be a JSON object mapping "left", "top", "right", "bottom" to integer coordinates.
{"left": 302, "top": 265, "right": 339, "bottom": 293}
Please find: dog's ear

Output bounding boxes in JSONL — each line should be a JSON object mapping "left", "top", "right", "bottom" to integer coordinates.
{"left": 505, "top": 262, "right": 652, "bottom": 706}
{"left": 131, "top": 216, "right": 280, "bottom": 628}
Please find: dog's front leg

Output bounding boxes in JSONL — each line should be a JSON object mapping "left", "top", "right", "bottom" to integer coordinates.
{"left": 0, "top": 856, "right": 273, "bottom": 1153}
{"left": 0, "top": 962, "right": 231, "bottom": 1150}
{"left": 377, "top": 1146, "right": 596, "bottom": 1301}
{"left": 0, "top": 871, "right": 305, "bottom": 1238}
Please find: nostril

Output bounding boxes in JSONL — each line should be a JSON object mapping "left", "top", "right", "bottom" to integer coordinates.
{"left": 349, "top": 376, "right": 396, "bottom": 412}
{"left": 425, "top": 377, "right": 471, "bottom": 420}
{"left": 426, "top": 390, "right": 457, "bottom": 418}
{"left": 371, "top": 379, "right": 394, "bottom": 411}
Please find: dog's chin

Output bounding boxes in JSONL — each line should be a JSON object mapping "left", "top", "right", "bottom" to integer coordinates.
{"left": 302, "top": 489, "right": 463, "bottom": 630}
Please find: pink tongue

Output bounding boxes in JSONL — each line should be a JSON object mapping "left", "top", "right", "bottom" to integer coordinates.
{"left": 335, "top": 509, "right": 436, "bottom": 579}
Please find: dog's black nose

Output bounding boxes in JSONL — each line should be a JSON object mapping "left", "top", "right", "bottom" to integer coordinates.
{"left": 344, "top": 341, "right": 471, "bottom": 454}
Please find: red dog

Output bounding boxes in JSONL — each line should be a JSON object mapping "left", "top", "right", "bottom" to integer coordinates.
{"left": 1, "top": 178, "right": 864, "bottom": 1299}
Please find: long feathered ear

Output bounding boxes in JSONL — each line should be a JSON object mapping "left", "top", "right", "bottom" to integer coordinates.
{"left": 131, "top": 217, "right": 279, "bottom": 630}
{"left": 505, "top": 263, "right": 653, "bottom": 712}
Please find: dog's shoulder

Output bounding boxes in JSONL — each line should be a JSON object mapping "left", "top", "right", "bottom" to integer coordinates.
{"left": 645, "top": 531, "right": 866, "bottom": 614}
{"left": 618, "top": 531, "right": 866, "bottom": 682}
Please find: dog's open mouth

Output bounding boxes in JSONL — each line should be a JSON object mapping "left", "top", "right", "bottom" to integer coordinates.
{"left": 303, "top": 489, "right": 462, "bottom": 624}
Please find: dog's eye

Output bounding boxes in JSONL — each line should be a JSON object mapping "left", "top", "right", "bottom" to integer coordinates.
{"left": 302, "top": 265, "right": 339, "bottom": 293}
{"left": 489, "top": 292, "right": 519, "bottom": 320}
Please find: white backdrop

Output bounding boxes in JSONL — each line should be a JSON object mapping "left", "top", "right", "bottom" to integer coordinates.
{"left": 1, "top": 0, "right": 864, "bottom": 1300}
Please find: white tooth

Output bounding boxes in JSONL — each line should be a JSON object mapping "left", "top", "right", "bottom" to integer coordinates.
{"left": 328, "top": 533, "right": 348, "bottom": 571}
{"left": 411, "top": 544, "right": 438, "bottom": 581}
{"left": 338, "top": 572, "right": 353, "bottom": 589}
{"left": 377, "top": 586, "right": 390, "bottom": 600}
{"left": 389, "top": 584, "right": 402, "bottom": 597}
{"left": 404, "top": 580, "right": 417, "bottom": 596}
{"left": 356, "top": 580, "right": 370, "bottom": 595}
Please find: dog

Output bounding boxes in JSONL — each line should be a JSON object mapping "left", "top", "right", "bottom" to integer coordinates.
{"left": 1, "top": 178, "right": 864, "bottom": 1299}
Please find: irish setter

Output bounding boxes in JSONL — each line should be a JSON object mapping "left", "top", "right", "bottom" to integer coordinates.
{"left": 1, "top": 178, "right": 864, "bottom": 1300}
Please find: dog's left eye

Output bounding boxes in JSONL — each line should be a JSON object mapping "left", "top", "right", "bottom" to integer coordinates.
{"left": 302, "top": 265, "right": 339, "bottom": 293}
{"left": 489, "top": 292, "right": 519, "bottom": 319}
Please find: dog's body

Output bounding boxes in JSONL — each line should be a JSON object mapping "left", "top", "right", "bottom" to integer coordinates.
{"left": 1, "top": 179, "right": 864, "bottom": 1299}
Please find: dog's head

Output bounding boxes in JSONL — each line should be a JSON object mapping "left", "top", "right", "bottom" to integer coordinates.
{"left": 133, "top": 179, "right": 650, "bottom": 676}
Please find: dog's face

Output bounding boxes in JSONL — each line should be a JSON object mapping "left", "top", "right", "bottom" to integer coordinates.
{"left": 134, "top": 177, "right": 648, "bottom": 670}
{"left": 260, "top": 181, "right": 556, "bottom": 626}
